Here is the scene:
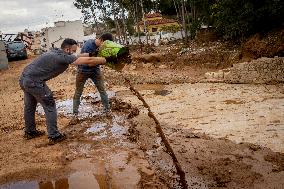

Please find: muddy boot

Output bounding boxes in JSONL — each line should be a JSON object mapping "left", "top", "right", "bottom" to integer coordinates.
{"left": 24, "top": 130, "right": 45, "bottom": 140}
{"left": 48, "top": 133, "right": 66, "bottom": 145}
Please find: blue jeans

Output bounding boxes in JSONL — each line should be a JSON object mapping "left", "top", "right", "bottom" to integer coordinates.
{"left": 73, "top": 71, "right": 109, "bottom": 114}
{"left": 19, "top": 76, "right": 61, "bottom": 138}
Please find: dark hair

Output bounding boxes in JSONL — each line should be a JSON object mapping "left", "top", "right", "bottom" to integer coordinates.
{"left": 99, "top": 33, "right": 113, "bottom": 41}
{"left": 61, "top": 38, "right": 77, "bottom": 49}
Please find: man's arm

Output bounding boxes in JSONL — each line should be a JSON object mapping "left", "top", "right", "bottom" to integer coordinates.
{"left": 77, "top": 53, "right": 89, "bottom": 57}
{"left": 77, "top": 52, "right": 98, "bottom": 57}
{"left": 71, "top": 57, "right": 106, "bottom": 66}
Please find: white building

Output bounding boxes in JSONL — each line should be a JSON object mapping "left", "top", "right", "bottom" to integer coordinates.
{"left": 41, "top": 20, "right": 85, "bottom": 51}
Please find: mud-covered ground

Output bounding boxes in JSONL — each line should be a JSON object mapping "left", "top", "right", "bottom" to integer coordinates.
{"left": 0, "top": 41, "right": 283, "bottom": 189}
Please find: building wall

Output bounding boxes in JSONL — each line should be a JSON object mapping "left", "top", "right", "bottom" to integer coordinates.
{"left": 20, "top": 31, "right": 42, "bottom": 52}
{"left": 41, "top": 20, "right": 84, "bottom": 50}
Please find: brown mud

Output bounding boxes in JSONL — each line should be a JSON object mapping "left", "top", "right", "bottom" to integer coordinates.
{"left": 0, "top": 36, "right": 283, "bottom": 188}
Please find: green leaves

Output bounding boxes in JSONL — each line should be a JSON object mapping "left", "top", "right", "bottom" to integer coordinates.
{"left": 161, "top": 25, "right": 181, "bottom": 33}
{"left": 211, "top": 0, "right": 284, "bottom": 39}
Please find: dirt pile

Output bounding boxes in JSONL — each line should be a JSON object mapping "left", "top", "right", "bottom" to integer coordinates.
{"left": 204, "top": 57, "right": 284, "bottom": 84}
{"left": 176, "top": 41, "right": 239, "bottom": 69}
{"left": 104, "top": 41, "right": 240, "bottom": 86}
{"left": 240, "top": 26, "right": 284, "bottom": 61}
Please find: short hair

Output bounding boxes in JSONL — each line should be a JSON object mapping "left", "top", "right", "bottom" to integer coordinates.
{"left": 99, "top": 33, "right": 113, "bottom": 41}
{"left": 61, "top": 38, "right": 77, "bottom": 49}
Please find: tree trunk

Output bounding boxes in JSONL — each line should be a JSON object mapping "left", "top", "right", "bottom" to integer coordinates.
{"left": 140, "top": 0, "right": 148, "bottom": 45}
{"left": 134, "top": 2, "right": 141, "bottom": 45}
{"left": 120, "top": 5, "right": 128, "bottom": 44}
{"left": 112, "top": 0, "right": 122, "bottom": 43}
{"left": 90, "top": 6, "right": 100, "bottom": 35}
{"left": 173, "top": 0, "right": 184, "bottom": 40}
{"left": 181, "top": 0, "right": 188, "bottom": 44}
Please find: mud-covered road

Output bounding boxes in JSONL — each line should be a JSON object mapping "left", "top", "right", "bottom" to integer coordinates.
{"left": 0, "top": 57, "right": 283, "bottom": 189}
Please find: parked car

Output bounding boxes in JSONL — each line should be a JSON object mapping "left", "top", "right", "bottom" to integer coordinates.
{"left": 5, "top": 41, "right": 28, "bottom": 60}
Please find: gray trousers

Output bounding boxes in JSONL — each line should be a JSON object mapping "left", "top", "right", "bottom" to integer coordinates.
{"left": 19, "top": 76, "right": 60, "bottom": 138}
{"left": 73, "top": 71, "right": 109, "bottom": 114}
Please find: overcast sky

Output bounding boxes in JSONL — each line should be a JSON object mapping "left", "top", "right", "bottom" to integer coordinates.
{"left": 0, "top": 0, "right": 83, "bottom": 34}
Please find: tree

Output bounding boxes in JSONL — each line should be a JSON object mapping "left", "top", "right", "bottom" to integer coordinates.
{"left": 74, "top": 0, "right": 101, "bottom": 32}
{"left": 211, "top": 0, "right": 284, "bottom": 39}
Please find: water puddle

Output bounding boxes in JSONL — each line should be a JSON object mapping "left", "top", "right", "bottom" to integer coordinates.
{"left": 37, "top": 91, "right": 115, "bottom": 118}
{"left": 116, "top": 84, "right": 171, "bottom": 97}
{"left": 85, "top": 115, "right": 127, "bottom": 140}
{"left": 154, "top": 89, "right": 171, "bottom": 96}
{"left": 85, "top": 123, "right": 107, "bottom": 134}
{"left": 0, "top": 159, "right": 109, "bottom": 189}
{"left": 134, "top": 83, "right": 165, "bottom": 91}
{"left": 223, "top": 99, "right": 245, "bottom": 104}
{"left": 0, "top": 173, "right": 104, "bottom": 189}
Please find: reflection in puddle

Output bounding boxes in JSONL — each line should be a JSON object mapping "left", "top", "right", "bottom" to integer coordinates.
{"left": 0, "top": 172, "right": 106, "bottom": 189}
{"left": 0, "top": 181, "right": 38, "bottom": 189}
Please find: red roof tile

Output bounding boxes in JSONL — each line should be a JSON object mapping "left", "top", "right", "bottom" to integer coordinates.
{"left": 138, "top": 18, "right": 178, "bottom": 26}
{"left": 145, "top": 13, "right": 162, "bottom": 18}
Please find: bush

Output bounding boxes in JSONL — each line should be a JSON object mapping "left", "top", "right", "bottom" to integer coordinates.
{"left": 161, "top": 25, "right": 181, "bottom": 34}
{"left": 211, "top": 0, "right": 284, "bottom": 39}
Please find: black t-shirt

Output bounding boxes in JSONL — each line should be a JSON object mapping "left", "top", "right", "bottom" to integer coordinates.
{"left": 21, "top": 48, "right": 77, "bottom": 82}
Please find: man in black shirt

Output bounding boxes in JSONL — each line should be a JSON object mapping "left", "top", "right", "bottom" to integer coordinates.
{"left": 19, "top": 38, "right": 112, "bottom": 144}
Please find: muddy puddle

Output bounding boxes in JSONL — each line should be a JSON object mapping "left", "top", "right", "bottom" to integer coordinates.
{"left": 0, "top": 159, "right": 109, "bottom": 189}
{"left": 85, "top": 115, "right": 128, "bottom": 140}
{"left": 36, "top": 91, "right": 115, "bottom": 118}
{"left": 0, "top": 174, "right": 103, "bottom": 189}
{"left": 1, "top": 92, "right": 165, "bottom": 189}
{"left": 116, "top": 83, "right": 171, "bottom": 97}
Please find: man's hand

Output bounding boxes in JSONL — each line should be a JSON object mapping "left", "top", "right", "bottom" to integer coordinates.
{"left": 89, "top": 50, "right": 99, "bottom": 57}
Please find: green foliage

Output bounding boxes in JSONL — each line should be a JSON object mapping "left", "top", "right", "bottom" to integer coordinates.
{"left": 157, "top": 0, "right": 177, "bottom": 16}
{"left": 161, "top": 25, "right": 181, "bottom": 34}
{"left": 211, "top": 0, "right": 284, "bottom": 39}
{"left": 73, "top": 0, "right": 284, "bottom": 41}
{"left": 126, "top": 17, "right": 135, "bottom": 35}
{"left": 104, "top": 17, "right": 116, "bottom": 29}
{"left": 189, "top": 20, "right": 201, "bottom": 40}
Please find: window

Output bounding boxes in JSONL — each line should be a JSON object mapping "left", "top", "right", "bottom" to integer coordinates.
{"left": 8, "top": 42, "right": 25, "bottom": 50}
{"left": 152, "top": 28, "right": 158, "bottom": 32}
